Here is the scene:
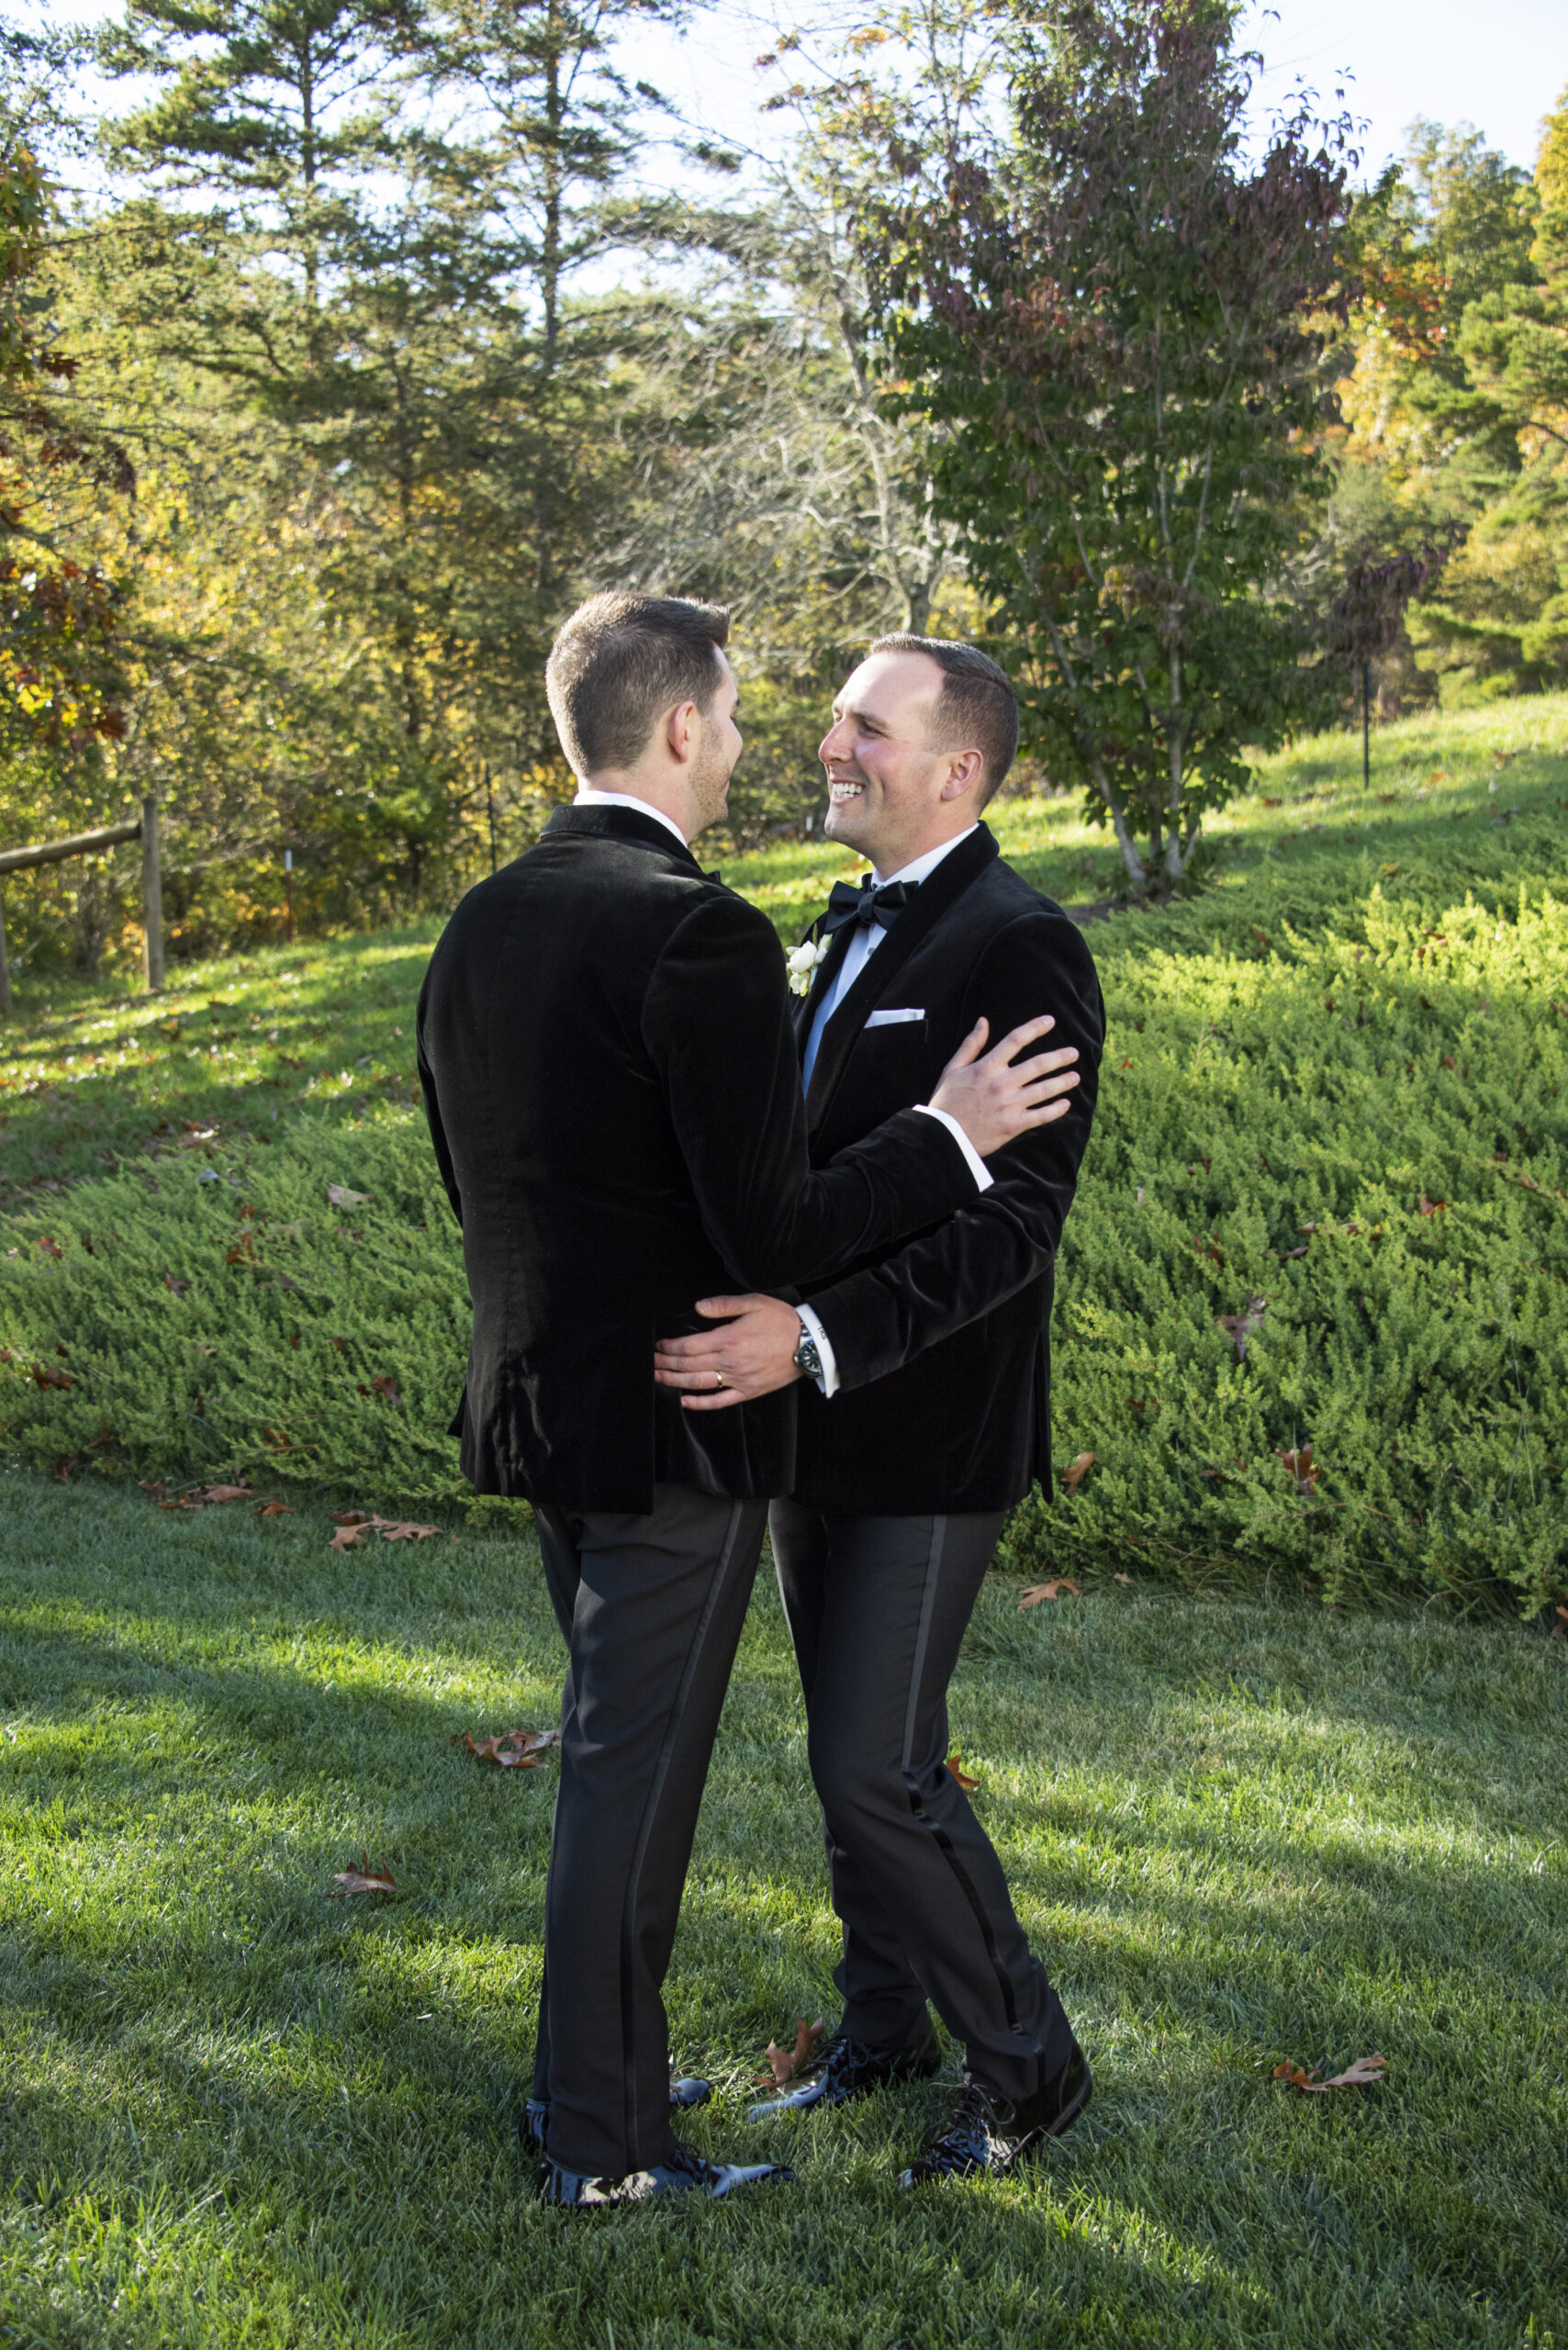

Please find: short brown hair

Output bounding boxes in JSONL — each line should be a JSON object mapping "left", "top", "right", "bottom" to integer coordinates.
{"left": 547, "top": 592, "right": 731, "bottom": 776}
{"left": 869, "top": 633, "right": 1020, "bottom": 802}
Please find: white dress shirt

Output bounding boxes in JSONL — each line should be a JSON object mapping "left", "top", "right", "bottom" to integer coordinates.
{"left": 797, "top": 827, "right": 989, "bottom": 1396}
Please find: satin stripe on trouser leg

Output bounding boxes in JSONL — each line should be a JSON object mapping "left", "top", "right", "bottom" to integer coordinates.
{"left": 532, "top": 1484, "right": 767, "bottom": 2177}
{"left": 770, "top": 1496, "right": 1076, "bottom": 2105}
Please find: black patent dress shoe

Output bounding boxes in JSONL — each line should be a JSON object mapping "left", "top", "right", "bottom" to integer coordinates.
{"left": 535, "top": 2136, "right": 792, "bottom": 2210}
{"left": 521, "top": 2075, "right": 710, "bottom": 2155}
{"left": 746, "top": 2015, "right": 941, "bottom": 2121}
{"left": 898, "top": 2043, "right": 1092, "bottom": 2186}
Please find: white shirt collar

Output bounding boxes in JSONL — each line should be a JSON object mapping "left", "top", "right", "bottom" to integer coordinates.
{"left": 574, "top": 789, "right": 690, "bottom": 854}
{"left": 872, "top": 824, "right": 979, "bottom": 890}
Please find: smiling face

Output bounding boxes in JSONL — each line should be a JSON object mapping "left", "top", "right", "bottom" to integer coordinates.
{"left": 818, "top": 649, "right": 985, "bottom": 876}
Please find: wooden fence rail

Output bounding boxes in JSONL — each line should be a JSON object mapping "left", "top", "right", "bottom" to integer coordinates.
{"left": 0, "top": 797, "right": 162, "bottom": 1016}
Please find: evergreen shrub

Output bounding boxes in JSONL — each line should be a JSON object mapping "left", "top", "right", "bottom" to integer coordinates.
{"left": 3, "top": 711, "right": 1566, "bottom": 1612}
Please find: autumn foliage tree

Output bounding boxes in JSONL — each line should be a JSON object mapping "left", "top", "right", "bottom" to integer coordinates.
{"left": 0, "top": 139, "right": 130, "bottom": 755}
{"left": 872, "top": 0, "right": 1355, "bottom": 890}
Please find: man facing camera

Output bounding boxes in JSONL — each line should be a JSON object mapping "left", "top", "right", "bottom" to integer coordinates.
{"left": 655, "top": 635, "right": 1105, "bottom": 2186}
{"left": 417, "top": 599, "right": 1082, "bottom": 2210}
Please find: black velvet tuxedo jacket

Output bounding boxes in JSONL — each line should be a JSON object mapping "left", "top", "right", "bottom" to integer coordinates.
{"left": 792, "top": 822, "right": 1104, "bottom": 1516}
{"left": 416, "top": 803, "right": 978, "bottom": 1513}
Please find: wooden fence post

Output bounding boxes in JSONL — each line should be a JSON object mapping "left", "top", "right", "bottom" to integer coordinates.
{"left": 0, "top": 882, "right": 10, "bottom": 1017}
{"left": 141, "top": 794, "right": 164, "bottom": 993}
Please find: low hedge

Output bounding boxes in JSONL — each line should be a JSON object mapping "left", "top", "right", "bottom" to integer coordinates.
{"left": 3, "top": 708, "right": 1566, "bottom": 1613}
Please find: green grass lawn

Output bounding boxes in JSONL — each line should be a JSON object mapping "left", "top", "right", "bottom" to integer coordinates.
{"left": 3, "top": 707, "right": 1567, "bottom": 2342}
{"left": 2, "top": 1467, "right": 1563, "bottom": 2348}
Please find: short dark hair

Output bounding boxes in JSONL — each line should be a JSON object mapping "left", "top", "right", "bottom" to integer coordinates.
{"left": 869, "top": 633, "right": 1020, "bottom": 802}
{"left": 547, "top": 592, "right": 731, "bottom": 776}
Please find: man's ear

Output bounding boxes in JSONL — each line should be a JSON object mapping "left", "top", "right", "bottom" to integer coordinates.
{"left": 665, "top": 699, "right": 700, "bottom": 766}
{"left": 939, "top": 749, "right": 985, "bottom": 803}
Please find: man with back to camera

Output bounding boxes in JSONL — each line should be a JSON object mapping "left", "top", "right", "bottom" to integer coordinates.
{"left": 655, "top": 635, "right": 1105, "bottom": 2187}
{"left": 416, "top": 597, "right": 1085, "bottom": 2210}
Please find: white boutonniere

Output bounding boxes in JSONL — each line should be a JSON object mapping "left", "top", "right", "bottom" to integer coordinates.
{"left": 787, "top": 936, "right": 831, "bottom": 997}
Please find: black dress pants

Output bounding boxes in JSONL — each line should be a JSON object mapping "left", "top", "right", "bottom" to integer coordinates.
{"left": 531, "top": 1483, "right": 767, "bottom": 2177}
{"left": 769, "top": 1496, "right": 1076, "bottom": 2105}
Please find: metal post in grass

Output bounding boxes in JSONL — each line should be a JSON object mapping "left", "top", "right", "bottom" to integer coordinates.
{"left": 141, "top": 794, "right": 165, "bottom": 994}
{"left": 0, "top": 882, "right": 10, "bottom": 1017}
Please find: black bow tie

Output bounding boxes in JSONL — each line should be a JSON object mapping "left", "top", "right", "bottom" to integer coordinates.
{"left": 822, "top": 877, "right": 919, "bottom": 937}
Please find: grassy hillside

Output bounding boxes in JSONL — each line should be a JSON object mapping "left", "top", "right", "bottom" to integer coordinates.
{"left": 2, "top": 695, "right": 1566, "bottom": 1609}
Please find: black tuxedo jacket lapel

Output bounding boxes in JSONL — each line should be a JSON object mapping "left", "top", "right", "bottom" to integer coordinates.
{"left": 804, "top": 824, "right": 1000, "bottom": 1135}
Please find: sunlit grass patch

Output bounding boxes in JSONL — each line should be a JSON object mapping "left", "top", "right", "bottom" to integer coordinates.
{"left": 1, "top": 1469, "right": 1562, "bottom": 2346}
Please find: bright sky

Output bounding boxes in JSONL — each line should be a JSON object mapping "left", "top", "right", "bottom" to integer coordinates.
{"left": 622, "top": 0, "right": 1564, "bottom": 191}
{"left": 24, "top": 0, "right": 1565, "bottom": 193}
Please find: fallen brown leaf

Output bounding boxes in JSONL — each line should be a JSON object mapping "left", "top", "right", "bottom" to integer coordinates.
{"left": 327, "top": 1183, "right": 372, "bottom": 1207}
{"left": 37, "top": 1237, "right": 62, "bottom": 1259}
{"left": 1551, "top": 1605, "right": 1568, "bottom": 1639}
{"left": 329, "top": 1511, "right": 441, "bottom": 1549}
{"left": 755, "top": 2017, "right": 825, "bottom": 2087}
{"left": 1114, "top": 1572, "right": 1134, "bottom": 1585}
{"left": 31, "top": 1362, "right": 74, "bottom": 1390}
{"left": 946, "top": 1751, "right": 980, "bottom": 1790}
{"left": 1417, "top": 1193, "right": 1447, "bottom": 1217}
{"left": 1061, "top": 1450, "right": 1095, "bottom": 1494}
{"left": 371, "top": 1372, "right": 403, "bottom": 1409}
{"left": 253, "top": 1502, "right": 293, "bottom": 1517}
{"left": 163, "top": 1273, "right": 190, "bottom": 1296}
{"left": 1276, "top": 1445, "right": 1320, "bottom": 1494}
{"left": 1019, "top": 1578, "right": 1081, "bottom": 1608}
{"left": 329, "top": 1852, "right": 398, "bottom": 1897}
{"left": 452, "top": 1727, "right": 561, "bottom": 1769}
{"left": 51, "top": 1455, "right": 78, "bottom": 1483}
{"left": 1273, "top": 2053, "right": 1387, "bottom": 2094}
{"left": 1216, "top": 1294, "right": 1267, "bottom": 1358}
{"left": 195, "top": 1483, "right": 252, "bottom": 1505}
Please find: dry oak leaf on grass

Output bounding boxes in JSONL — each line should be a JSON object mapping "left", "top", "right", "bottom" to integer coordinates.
{"left": 756, "top": 2018, "right": 825, "bottom": 2088}
{"left": 1273, "top": 2053, "right": 1388, "bottom": 2094}
{"left": 452, "top": 1728, "right": 561, "bottom": 1769}
{"left": 1020, "top": 1579, "right": 1081, "bottom": 1609}
{"left": 330, "top": 1511, "right": 442, "bottom": 1550}
{"left": 156, "top": 1482, "right": 253, "bottom": 1510}
{"left": 253, "top": 1502, "right": 293, "bottom": 1518}
{"left": 329, "top": 1852, "right": 398, "bottom": 1897}
{"left": 946, "top": 1751, "right": 980, "bottom": 1791}
{"left": 1061, "top": 1451, "right": 1095, "bottom": 1494}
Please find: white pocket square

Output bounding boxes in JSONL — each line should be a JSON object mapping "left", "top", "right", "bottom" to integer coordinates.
{"left": 865, "top": 1007, "right": 925, "bottom": 1027}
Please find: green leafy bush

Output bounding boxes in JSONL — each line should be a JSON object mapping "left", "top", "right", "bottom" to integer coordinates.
{"left": 3, "top": 699, "right": 1566, "bottom": 1609}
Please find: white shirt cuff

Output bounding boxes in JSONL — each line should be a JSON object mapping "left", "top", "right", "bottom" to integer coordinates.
{"left": 913, "top": 1102, "right": 995, "bottom": 1193}
{"left": 796, "top": 1304, "right": 840, "bottom": 1398}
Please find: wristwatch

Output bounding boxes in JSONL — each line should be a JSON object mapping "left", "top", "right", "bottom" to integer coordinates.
{"left": 791, "top": 1317, "right": 823, "bottom": 1384}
